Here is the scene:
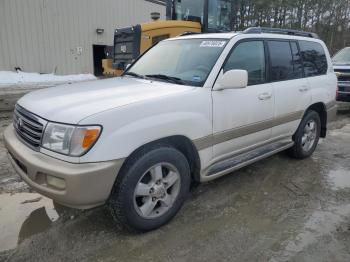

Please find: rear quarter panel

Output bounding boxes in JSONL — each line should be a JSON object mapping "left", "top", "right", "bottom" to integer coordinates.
{"left": 308, "top": 41, "right": 337, "bottom": 107}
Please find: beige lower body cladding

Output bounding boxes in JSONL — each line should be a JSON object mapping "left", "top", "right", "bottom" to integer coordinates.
{"left": 4, "top": 125, "right": 124, "bottom": 209}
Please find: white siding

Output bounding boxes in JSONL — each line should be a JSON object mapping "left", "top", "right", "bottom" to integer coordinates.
{"left": 0, "top": 0, "right": 165, "bottom": 74}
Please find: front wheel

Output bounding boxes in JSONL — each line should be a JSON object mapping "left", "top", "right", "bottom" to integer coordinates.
{"left": 108, "top": 146, "right": 191, "bottom": 231}
{"left": 288, "top": 110, "right": 321, "bottom": 159}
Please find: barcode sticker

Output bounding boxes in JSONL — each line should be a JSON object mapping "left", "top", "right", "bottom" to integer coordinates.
{"left": 200, "top": 41, "right": 226, "bottom": 48}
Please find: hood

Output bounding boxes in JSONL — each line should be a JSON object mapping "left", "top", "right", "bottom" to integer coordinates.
{"left": 18, "top": 77, "right": 195, "bottom": 124}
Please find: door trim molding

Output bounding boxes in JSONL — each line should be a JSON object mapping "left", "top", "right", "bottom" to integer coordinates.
{"left": 193, "top": 110, "right": 303, "bottom": 150}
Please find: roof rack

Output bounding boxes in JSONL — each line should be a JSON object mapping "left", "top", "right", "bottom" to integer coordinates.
{"left": 243, "top": 27, "right": 319, "bottom": 39}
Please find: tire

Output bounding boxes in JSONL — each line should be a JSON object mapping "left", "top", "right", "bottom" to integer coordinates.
{"left": 108, "top": 145, "right": 191, "bottom": 232}
{"left": 288, "top": 110, "right": 321, "bottom": 159}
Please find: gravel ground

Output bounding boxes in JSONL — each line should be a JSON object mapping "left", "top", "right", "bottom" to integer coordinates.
{"left": 0, "top": 110, "right": 350, "bottom": 262}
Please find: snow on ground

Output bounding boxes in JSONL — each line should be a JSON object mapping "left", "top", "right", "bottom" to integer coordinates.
{"left": 0, "top": 71, "right": 96, "bottom": 88}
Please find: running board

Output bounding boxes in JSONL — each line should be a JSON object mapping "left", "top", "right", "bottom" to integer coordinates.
{"left": 202, "top": 140, "right": 294, "bottom": 181}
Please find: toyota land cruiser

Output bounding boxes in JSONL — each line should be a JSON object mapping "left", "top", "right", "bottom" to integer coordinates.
{"left": 4, "top": 27, "right": 337, "bottom": 231}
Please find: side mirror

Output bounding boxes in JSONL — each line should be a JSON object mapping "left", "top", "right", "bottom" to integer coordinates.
{"left": 214, "top": 69, "right": 248, "bottom": 90}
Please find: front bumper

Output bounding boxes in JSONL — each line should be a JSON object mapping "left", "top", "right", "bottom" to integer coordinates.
{"left": 337, "top": 81, "right": 350, "bottom": 102}
{"left": 4, "top": 125, "right": 124, "bottom": 209}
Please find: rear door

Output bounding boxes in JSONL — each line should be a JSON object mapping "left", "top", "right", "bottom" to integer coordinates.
{"left": 268, "top": 40, "right": 311, "bottom": 138}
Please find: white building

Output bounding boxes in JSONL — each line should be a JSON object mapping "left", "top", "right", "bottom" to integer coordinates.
{"left": 0, "top": 0, "right": 165, "bottom": 75}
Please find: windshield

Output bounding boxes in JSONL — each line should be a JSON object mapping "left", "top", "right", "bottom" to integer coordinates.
{"left": 174, "top": 0, "right": 204, "bottom": 24}
{"left": 208, "top": 0, "right": 232, "bottom": 32}
{"left": 125, "top": 39, "right": 228, "bottom": 87}
{"left": 333, "top": 48, "right": 350, "bottom": 63}
{"left": 171, "top": 0, "right": 232, "bottom": 32}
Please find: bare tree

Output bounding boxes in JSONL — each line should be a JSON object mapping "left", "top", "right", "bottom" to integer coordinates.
{"left": 231, "top": 0, "right": 350, "bottom": 53}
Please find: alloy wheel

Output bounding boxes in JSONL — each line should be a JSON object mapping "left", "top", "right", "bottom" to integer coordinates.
{"left": 133, "top": 163, "right": 181, "bottom": 219}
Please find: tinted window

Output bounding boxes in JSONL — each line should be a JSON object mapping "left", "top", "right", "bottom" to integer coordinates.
{"left": 268, "top": 41, "right": 294, "bottom": 81}
{"left": 224, "top": 41, "right": 265, "bottom": 85}
{"left": 299, "top": 41, "right": 327, "bottom": 76}
{"left": 290, "top": 42, "right": 303, "bottom": 79}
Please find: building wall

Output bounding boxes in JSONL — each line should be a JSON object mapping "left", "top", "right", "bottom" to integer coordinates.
{"left": 0, "top": 0, "right": 165, "bottom": 75}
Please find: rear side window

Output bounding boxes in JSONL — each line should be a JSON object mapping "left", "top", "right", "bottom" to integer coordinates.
{"left": 299, "top": 41, "right": 327, "bottom": 76}
{"left": 224, "top": 41, "right": 266, "bottom": 86}
{"left": 267, "top": 41, "right": 294, "bottom": 81}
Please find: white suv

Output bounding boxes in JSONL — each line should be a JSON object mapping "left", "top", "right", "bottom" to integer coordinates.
{"left": 4, "top": 28, "right": 337, "bottom": 231}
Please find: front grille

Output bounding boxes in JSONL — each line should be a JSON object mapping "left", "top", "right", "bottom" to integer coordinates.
{"left": 335, "top": 69, "right": 350, "bottom": 81}
{"left": 13, "top": 105, "right": 47, "bottom": 149}
{"left": 337, "top": 74, "right": 350, "bottom": 82}
{"left": 334, "top": 70, "right": 350, "bottom": 92}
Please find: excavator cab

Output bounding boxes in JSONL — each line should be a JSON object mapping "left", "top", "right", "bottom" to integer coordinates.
{"left": 104, "top": 0, "right": 233, "bottom": 76}
{"left": 168, "top": 0, "right": 232, "bottom": 33}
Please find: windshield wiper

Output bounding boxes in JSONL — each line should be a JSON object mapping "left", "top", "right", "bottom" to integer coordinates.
{"left": 145, "top": 74, "right": 185, "bottom": 85}
{"left": 124, "top": 71, "right": 145, "bottom": 79}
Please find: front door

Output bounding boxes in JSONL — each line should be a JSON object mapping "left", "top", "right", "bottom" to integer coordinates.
{"left": 212, "top": 40, "right": 274, "bottom": 160}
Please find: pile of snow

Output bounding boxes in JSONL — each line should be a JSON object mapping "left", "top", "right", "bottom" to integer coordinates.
{"left": 0, "top": 70, "right": 97, "bottom": 88}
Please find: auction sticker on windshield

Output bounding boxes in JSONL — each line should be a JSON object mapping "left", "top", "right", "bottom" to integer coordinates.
{"left": 200, "top": 41, "right": 226, "bottom": 48}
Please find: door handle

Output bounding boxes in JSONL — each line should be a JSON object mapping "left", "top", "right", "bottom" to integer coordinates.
{"left": 299, "top": 85, "right": 309, "bottom": 92}
{"left": 258, "top": 92, "right": 272, "bottom": 100}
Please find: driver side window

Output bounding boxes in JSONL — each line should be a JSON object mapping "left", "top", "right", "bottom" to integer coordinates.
{"left": 223, "top": 41, "right": 266, "bottom": 86}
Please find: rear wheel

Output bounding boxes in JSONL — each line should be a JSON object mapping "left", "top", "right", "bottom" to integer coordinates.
{"left": 108, "top": 146, "right": 190, "bottom": 231}
{"left": 288, "top": 110, "right": 321, "bottom": 159}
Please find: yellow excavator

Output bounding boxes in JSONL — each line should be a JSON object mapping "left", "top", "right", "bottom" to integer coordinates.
{"left": 103, "top": 0, "right": 233, "bottom": 76}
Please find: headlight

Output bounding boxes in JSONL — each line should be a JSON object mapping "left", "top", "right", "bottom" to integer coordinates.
{"left": 42, "top": 123, "right": 101, "bottom": 156}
